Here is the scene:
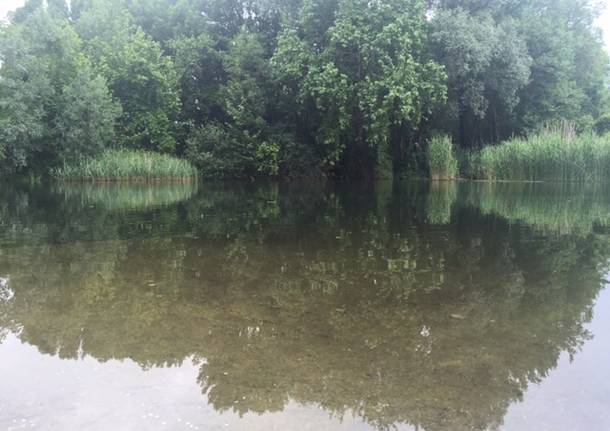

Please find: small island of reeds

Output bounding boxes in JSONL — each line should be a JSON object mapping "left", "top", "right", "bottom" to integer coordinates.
{"left": 52, "top": 150, "right": 198, "bottom": 182}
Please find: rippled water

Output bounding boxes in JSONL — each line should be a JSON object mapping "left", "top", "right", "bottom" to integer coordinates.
{"left": 1, "top": 181, "right": 609, "bottom": 431}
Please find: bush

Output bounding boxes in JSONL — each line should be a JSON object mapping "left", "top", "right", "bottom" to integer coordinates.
{"left": 186, "top": 124, "right": 309, "bottom": 177}
{"left": 426, "top": 135, "right": 458, "bottom": 180}
{"left": 186, "top": 124, "right": 259, "bottom": 178}
{"left": 256, "top": 142, "right": 280, "bottom": 176}
{"left": 52, "top": 149, "right": 197, "bottom": 181}
{"left": 595, "top": 114, "right": 610, "bottom": 136}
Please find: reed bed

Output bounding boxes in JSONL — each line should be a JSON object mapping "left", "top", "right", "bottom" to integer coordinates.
{"left": 53, "top": 150, "right": 198, "bottom": 182}
{"left": 426, "top": 135, "right": 458, "bottom": 180}
{"left": 470, "top": 132, "right": 610, "bottom": 182}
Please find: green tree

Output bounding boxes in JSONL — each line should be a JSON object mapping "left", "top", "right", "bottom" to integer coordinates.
{"left": 0, "top": 6, "right": 119, "bottom": 173}
{"left": 8, "top": 0, "right": 43, "bottom": 23}
{"left": 186, "top": 29, "right": 282, "bottom": 177}
{"left": 430, "top": 0, "right": 609, "bottom": 146}
{"left": 122, "top": 0, "right": 211, "bottom": 47}
{"left": 1, "top": 0, "right": 608, "bottom": 178}
{"left": 274, "top": 0, "right": 446, "bottom": 177}
{"left": 75, "top": 0, "right": 182, "bottom": 153}
{"left": 429, "top": 8, "right": 531, "bottom": 147}
{"left": 56, "top": 61, "right": 121, "bottom": 163}
{"left": 516, "top": 0, "right": 610, "bottom": 132}
{"left": 47, "top": 0, "right": 70, "bottom": 18}
{"left": 171, "top": 33, "right": 226, "bottom": 127}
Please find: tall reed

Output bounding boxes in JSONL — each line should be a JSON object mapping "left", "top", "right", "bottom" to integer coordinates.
{"left": 474, "top": 132, "right": 610, "bottom": 182}
{"left": 53, "top": 149, "right": 198, "bottom": 182}
{"left": 426, "top": 135, "right": 458, "bottom": 180}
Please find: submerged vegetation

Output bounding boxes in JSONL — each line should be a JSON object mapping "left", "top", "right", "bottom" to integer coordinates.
{"left": 52, "top": 150, "right": 197, "bottom": 181}
{"left": 0, "top": 0, "right": 608, "bottom": 180}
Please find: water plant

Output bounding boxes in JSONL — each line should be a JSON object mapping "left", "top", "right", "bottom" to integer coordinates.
{"left": 474, "top": 132, "right": 610, "bottom": 182}
{"left": 52, "top": 150, "right": 198, "bottom": 182}
{"left": 426, "top": 135, "right": 458, "bottom": 180}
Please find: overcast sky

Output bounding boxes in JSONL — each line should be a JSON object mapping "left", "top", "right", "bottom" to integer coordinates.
{"left": 0, "top": 0, "right": 23, "bottom": 22}
{"left": 1, "top": 0, "right": 610, "bottom": 51}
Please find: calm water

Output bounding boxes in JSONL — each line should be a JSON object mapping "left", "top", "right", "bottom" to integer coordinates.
{"left": 1, "top": 181, "right": 610, "bottom": 431}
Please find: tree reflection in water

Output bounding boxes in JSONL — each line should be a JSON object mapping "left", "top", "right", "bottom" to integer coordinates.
{"left": 0, "top": 181, "right": 609, "bottom": 431}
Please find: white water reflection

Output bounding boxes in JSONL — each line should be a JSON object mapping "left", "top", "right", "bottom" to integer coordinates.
{"left": 0, "top": 277, "right": 13, "bottom": 302}
{"left": 0, "top": 334, "right": 408, "bottom": 431}
{"left": 501, "top": 282, "right": 610, "bottom": 431}
{"left": 2, "top": 285, "right": 610, "bottom": 431}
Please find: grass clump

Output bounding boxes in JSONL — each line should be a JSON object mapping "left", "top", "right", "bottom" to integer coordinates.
{"left": 426, "top": 135, "right": 458, "bottom": 180}
{"left": 474, "top": 131, "right": 610, "bottom": 182}
{"left": 53, "top": 149, "right": 198, "bottom": 182}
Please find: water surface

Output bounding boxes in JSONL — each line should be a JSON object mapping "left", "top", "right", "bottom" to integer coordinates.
{"left": 1, "top": 181, "right": 609, "bottom": 431}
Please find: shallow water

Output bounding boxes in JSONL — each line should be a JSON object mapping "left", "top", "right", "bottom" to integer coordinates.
{"left": 1, "top": 181, "right": 609, "bottom": 431}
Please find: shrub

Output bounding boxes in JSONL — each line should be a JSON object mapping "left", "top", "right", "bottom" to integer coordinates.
{"left": 186, "top": 123, "right": 258, "bottom": 178}
{"left": 426, "top": 135, "right": 458, "bottom": 180}
{"left": 256, "top": 142, "right": 280, "bottom": 176}
{"left": 187, "top": 124, "right": 307, "bottom": 177}
{"left": 595, "top": 114, "right": 610, "bottom": 136}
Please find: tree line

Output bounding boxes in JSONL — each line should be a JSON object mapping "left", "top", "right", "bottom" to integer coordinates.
{"left": 1, "top": 0, "right": 608, "bottom": 178}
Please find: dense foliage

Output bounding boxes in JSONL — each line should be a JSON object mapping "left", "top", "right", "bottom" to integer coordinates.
{"left": 1, "top": 0, "right": 608, "bottom": 178}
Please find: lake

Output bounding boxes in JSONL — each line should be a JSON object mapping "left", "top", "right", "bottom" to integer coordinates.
{"left": 1, "top": 180, "right": 609, "bottom": 431}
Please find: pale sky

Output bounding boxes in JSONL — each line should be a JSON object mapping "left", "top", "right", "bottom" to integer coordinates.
{"left": 0, "top": 0, "right": 609, "bottom": 50}
{"left": 0, "top": 0, "right": 24, "bottom": 22}
{"left": 599, "top": 0, "right": 610, "bottom": 50}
